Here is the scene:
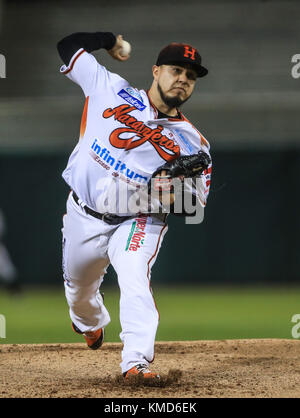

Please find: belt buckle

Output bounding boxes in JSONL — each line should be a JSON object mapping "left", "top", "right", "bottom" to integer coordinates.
{"left": 102, "top": 212, "right": 117, "bottom": 225}
{"left": 101, "top": 212, "right": 110, "bottom": 223}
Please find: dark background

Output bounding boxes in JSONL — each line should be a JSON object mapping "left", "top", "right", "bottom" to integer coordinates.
{"left": 0, "top": 0, "right": 299, "bottom": 285}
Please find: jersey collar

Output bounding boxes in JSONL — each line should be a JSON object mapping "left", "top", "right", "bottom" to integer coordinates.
{"left": 146, "top": 90, "right": 185, "bottom": 122}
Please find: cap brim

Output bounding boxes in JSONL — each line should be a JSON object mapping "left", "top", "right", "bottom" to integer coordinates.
{"left": 157, "top": 60, "right": 208, "bottom": 78}
{"left": 197, "top": 66, "right": 208, "bottom": 78}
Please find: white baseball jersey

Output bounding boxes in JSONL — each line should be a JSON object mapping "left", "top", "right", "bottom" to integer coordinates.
{"left": 60, "top": 44, "right": 212, "bottom": 373}
{"left": 60, "top": 48, "right": 212, "bottom": 215}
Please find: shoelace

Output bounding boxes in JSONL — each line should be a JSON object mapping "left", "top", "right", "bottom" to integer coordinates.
{"left": 135, "top": 364, "right": 151, "bottom": 373}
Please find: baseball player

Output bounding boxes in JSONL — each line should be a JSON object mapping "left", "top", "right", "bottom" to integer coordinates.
{"left": 57, "top": 32, "right": 212, "bottom": 379}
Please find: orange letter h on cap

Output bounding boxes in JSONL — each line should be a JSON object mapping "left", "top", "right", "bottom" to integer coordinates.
{"left": 184, "top": 46, "right": 196, "bottom": 60}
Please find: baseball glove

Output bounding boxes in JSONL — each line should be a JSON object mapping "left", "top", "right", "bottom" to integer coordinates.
{"left": 152, "top": 151, "right": 211, "bottom": 179}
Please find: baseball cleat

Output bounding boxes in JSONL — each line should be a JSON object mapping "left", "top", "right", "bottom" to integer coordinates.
{"left": 123, "top": 364, "right": 160, "bottom": 379}
{"left": 71, "top": 322, "right": 104, "bottom": 350}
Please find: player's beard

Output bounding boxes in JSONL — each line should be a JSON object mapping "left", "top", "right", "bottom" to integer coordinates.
{"left": 157, "top": 82, "right": 190, "bottom": 109}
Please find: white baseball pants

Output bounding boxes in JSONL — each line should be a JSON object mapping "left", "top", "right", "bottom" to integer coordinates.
{"left": 62, "top": 193, "right": 167, "bottom": 373}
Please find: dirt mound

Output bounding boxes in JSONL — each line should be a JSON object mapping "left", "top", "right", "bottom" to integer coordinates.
{"left": 0, "top": 339, "right": 300, "bottom": 398}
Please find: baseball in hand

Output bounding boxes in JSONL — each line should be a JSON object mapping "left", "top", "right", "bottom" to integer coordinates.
{"left": 120, "top": 40, "right": 131, "bottom": 57}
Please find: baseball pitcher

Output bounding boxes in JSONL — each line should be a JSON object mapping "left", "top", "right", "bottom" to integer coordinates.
{"left": 57, "top": 32, "right": 212, "bottom": 379}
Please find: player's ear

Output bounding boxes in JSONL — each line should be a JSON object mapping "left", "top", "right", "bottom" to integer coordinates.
{"left": 152, "top": 65, "right": 160, "bottom": 81}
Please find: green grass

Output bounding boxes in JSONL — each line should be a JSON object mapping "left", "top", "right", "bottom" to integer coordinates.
{"left": 0, "top": 285, "right": 299, "bottom": 344}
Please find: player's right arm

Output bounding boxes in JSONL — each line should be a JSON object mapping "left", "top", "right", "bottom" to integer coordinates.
{"left": 57, "top": 32, "right": 129, "bottom": 96}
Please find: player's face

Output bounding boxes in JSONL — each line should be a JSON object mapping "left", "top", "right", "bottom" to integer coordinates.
{"left": 153, "top": 64, "right": 197, "bottom": 108}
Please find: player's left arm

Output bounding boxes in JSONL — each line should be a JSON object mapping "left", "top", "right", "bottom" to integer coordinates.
{"left": 150, "top": 149, "right": 212, "bottom": 216}
{"left": 173, "top": 151, "right": 212, "bottom": 217}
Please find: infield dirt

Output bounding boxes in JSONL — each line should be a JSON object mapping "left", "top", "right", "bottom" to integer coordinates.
{"left": 1, "top": 339, "right": 300, "bottom": 398}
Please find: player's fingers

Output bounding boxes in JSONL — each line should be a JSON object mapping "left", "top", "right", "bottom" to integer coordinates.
{"left": 108, "top": 48, "right": 130, "bottom": 61}
{"left": 108, "top": 35, "right": 122, "bottom": 54}
{"left": 117, "top": 52, "right": 130, "bottom": 61}
{"left": 121, "top": 55, "right": 130, "bottom": 61}
{"left": 155, "top": 169, "right": 169, "bottom": 177}
{"left": 153, "top": 177, "right": 172, "bottom": 192}
{"left": 111, "top": 53, "right": 130, "bottom": 62}
{"left": 115, "top": 34, "right": 124, "bottom": 48}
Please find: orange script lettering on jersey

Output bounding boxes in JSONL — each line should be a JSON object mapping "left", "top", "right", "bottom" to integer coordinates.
{"left": 103, "top": 104, "right": 180, "bottom": 161}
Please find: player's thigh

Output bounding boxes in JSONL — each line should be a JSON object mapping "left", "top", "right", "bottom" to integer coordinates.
{"left": 108, "top": 215, "right": 168, "bottom": 289}
{"left": 62, "top": 198, "right": 110, "bottom": 284}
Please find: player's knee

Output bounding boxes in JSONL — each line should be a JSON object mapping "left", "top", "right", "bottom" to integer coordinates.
{"left": 114, "top": 257, "right": 148, "bottom": 283}
{"left": 117, "top": 271, "right": 149, "bottom": 297}
{"left": 119, "top": 283, "right": 158, "bottom": 318}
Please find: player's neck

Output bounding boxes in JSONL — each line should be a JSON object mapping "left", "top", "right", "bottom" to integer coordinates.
{"left": 148, "top": 86, "right": 178, "bottom": 117}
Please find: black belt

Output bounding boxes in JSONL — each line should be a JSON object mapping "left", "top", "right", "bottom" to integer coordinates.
{"left": 72, "top": 192, "right": 132, "bottom": 225}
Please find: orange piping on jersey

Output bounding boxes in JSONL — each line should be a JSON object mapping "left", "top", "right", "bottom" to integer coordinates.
{"left": 62, "top": 49, "right": 86, "bottom": 75}
{"left": 167, "top": 113, "right": 184, "bottom": 122}
{"left": 80, "top": 96, "right": 89, "bottom": 139}
{"left": 180, "top": 113, "right": 210, "bottom": 148}
{"left": 147, "top": 89, "right": 209, "bottom": 147}
{"left": 147, "top": 223, "right": 167, "bottom": 321}
{"left": 199, "top": 196, "right": 207, "bottom": 207}
{"left": 146, "top": 90, "right": 158, "bottom": 118}
{"left": 146, "top": 90, "right": 187, "bottom": 122}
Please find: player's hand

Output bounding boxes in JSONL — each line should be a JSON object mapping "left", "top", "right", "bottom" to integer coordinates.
{"left": 108, "top": 35, "right": 131, "bottom": 61}
{"left": 154, "top": 170, "right": 175, "bottom": 206}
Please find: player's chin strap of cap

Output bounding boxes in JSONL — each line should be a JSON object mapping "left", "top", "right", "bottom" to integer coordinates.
{"left": 72, "top": 191, "right": 133, "bottom": 225}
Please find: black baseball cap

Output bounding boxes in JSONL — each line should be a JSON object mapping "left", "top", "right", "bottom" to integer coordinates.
{"left": 156, "top": 42, "right": 208, "bottom": 78}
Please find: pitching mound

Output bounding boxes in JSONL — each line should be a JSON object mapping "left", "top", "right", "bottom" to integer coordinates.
{"left": 0, "top": 339, "right": 300, "bottom": 398}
